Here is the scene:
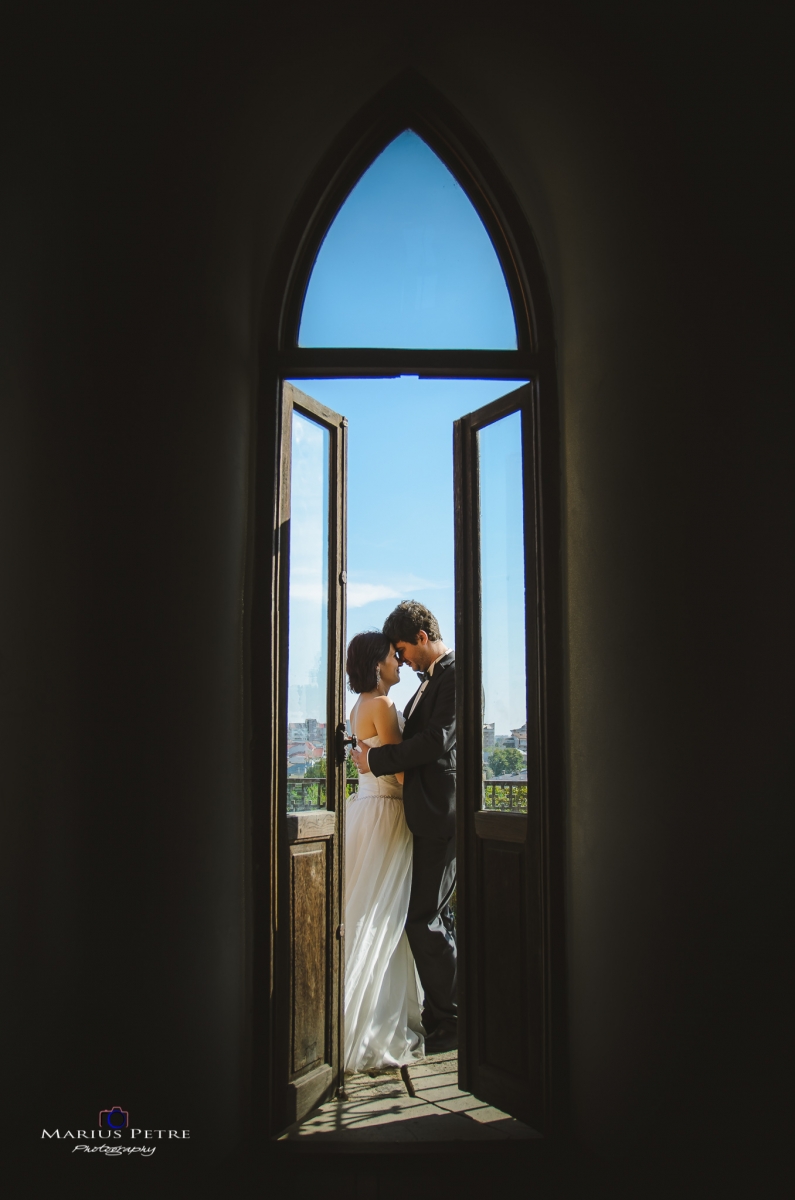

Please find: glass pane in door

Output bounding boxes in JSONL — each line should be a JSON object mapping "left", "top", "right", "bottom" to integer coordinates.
{"left": 478, "top": 411, "right": 528, "bottom": 812}
{"left": 287, "top": 410, "right": 330, "bottom": 811}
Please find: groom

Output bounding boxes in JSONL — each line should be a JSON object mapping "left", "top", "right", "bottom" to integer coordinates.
{"left": 351, "top": 600, "right": 458, "bottom": 1053}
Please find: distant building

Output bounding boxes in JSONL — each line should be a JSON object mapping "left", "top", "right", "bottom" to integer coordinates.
{"left": 483, "top": 722, "right": 495, "bottom": 749}
{"left": 510, "top": 723, "right": 528, "bottom": 751}
{"left": 286, "top": 740, "right": 325, "bottom": 773}
{"left": 306, "top": 718, "right": 326, "bottom": 746}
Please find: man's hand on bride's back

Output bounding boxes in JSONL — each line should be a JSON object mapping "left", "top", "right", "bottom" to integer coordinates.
{"left": 350, "top": 743, "right": 370, "bottom": 774}
{"left": 350, "top": 695, "right": 402, "bottom": 776}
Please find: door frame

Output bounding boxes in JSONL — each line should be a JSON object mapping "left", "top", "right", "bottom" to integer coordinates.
{"left": 247, "top": 70, "right": 567, "bottom": 1140}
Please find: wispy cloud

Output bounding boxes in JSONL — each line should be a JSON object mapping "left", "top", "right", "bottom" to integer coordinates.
{"left": 291, "top": 571, "right": 453, "bottom": 609}
{"left": 394, "top": 575, "right": 451, "bottom": 593}
{"left": 345, "top": 575, "right": 453, "bottom": 608}
{"left": 347, "top": 582, "right": 401, "bottom": 608}
{"left": 290, "top": 582, "right": 327, "bottom": 604}
{"left": 292, "top": 577, "right": 453, "bottom": 609}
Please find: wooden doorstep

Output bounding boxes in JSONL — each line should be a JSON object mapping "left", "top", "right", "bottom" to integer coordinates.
{"left": 287, "top": 809, "right": 337, "bottom": 843}
{"left": 473, "top": 810, "right": 527, "bottom": 843}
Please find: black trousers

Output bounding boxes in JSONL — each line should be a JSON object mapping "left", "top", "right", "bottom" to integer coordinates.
{"left": 406, "top": 833, "right": 457, "bottom": 1026}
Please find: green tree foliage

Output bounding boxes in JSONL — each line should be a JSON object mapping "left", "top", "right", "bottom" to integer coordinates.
{"left": 488, "top": 747, "right": 525, "bottom": 777}
{"left": 305, "top": 756, "right": 358, "bottom": 779}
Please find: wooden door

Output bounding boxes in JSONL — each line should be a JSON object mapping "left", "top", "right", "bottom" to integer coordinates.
{"left": 274, "top": 382, "right": 348, "bottom": 1130}
{"left": 454, "top": 383, "right": 547, "bottom": 1131}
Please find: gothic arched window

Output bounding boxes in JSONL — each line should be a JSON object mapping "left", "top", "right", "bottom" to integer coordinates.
{"left": 252, "top": 77, "right": 562, "bottom": 1145}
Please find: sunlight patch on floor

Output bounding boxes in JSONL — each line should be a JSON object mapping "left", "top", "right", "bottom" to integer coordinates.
{"left": 278, "top": 1051, "right": 539, "bottom": 1142}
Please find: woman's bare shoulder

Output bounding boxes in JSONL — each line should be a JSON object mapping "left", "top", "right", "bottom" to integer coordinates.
{"left": 353, "top": 693, "right": 393, "bottom": 737}
{"left": 359, "top": 694, "right": 396, "bottom": 712}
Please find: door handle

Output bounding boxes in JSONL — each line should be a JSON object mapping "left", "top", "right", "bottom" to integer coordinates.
{"left": 335, "top": 721, "right": 357, "bottom": 764}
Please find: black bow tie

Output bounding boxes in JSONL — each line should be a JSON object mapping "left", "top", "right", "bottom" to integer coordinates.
{"left": 418, "top": 671, "right": 430, "bottom": 683}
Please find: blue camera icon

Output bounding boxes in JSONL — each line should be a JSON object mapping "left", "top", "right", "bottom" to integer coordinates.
{"left": 99, "top": 1106, "right": 129, "bottom": 1129}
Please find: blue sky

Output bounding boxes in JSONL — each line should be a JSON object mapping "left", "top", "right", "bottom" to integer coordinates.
{"left": 287, "top": 132, "right": 528, "bottom": 733}
{"left": 299, "top": 131, "right": 517, "bottom": 350}
{"left": 288, "top": 379, "right": 527, "bottom": 723}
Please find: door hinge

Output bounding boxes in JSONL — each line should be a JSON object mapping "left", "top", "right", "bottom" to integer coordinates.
{"left": 339, "top": 570, "right": 347, "bottom": 585}
{"left": 336, "top": 924, "right": 345, "bottom": 939}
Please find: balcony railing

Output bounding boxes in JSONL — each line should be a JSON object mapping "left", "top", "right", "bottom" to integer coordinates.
{"left": 286, "top": 777, "right": 359, "bottom": 812}
{"left": 287, "top": 776, "right": 528, "bottom": 814}
{"left": 482, "top": 781, "right": 528, "bottom": 813}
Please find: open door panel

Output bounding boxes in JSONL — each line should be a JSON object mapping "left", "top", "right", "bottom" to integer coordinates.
{"left": 273, "top": 382, "right": 348, "bottom": 1132}
{"left": 454, "top": 382, "right": 547, "bottom": 1131}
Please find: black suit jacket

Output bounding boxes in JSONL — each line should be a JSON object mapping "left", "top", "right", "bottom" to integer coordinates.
{"left": 367, "top": 651, "right": 456, "bottom": 840}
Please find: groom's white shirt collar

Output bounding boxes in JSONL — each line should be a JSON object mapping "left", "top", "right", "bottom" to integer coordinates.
{"left": 405, "top": 645, "right": 447, "bottom": 717}
{"left": 426, "top": 644, "right": 451, "bottom": 676}
{"left": 426, "top": 654, "right": 441, "bottom": 677}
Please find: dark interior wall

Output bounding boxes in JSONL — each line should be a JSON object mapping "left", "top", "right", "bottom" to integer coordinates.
{"left": 2, "top": 0, "right": 789, "bottom": 1187}
{"left": 1, "top": 3, "right": 258, "bottom": 1162}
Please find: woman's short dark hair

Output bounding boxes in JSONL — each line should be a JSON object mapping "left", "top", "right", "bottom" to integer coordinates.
{"left": 382, "top": 600, "right": 441, "bottom": 645}
{"left": 346, "top": 631, "right": 391, "bottom": 694}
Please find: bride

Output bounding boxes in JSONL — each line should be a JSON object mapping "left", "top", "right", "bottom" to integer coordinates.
{"left": 344, "top": 631, "right": 425, "bottom": 1073}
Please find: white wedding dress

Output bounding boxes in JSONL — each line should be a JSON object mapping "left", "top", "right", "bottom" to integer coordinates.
{"left": 344, "top": 713, "right": 425, "bottom": 1073}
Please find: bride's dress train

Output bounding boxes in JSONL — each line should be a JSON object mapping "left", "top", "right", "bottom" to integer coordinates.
{"left": 344, "top": 720, "right": 425, "bottom": 1073}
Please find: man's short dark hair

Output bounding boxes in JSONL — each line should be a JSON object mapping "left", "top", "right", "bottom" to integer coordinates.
{"left": 346, "top": 630, "right": 391, "bottom": 693}
{"left": 383, "top": 601, "right": 441, "bottom": 645}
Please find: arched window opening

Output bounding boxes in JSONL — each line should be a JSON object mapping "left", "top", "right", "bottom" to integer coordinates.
{"left": 255, "top": 79, "right": 561, "bottom": 1150}
{"left": 299, "top": 130, "right": 517, "bottom": 350}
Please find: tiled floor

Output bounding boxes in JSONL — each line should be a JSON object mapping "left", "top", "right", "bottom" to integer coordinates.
{"left": 278, "top": 1051, "right": 538, "bottom": 1142}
